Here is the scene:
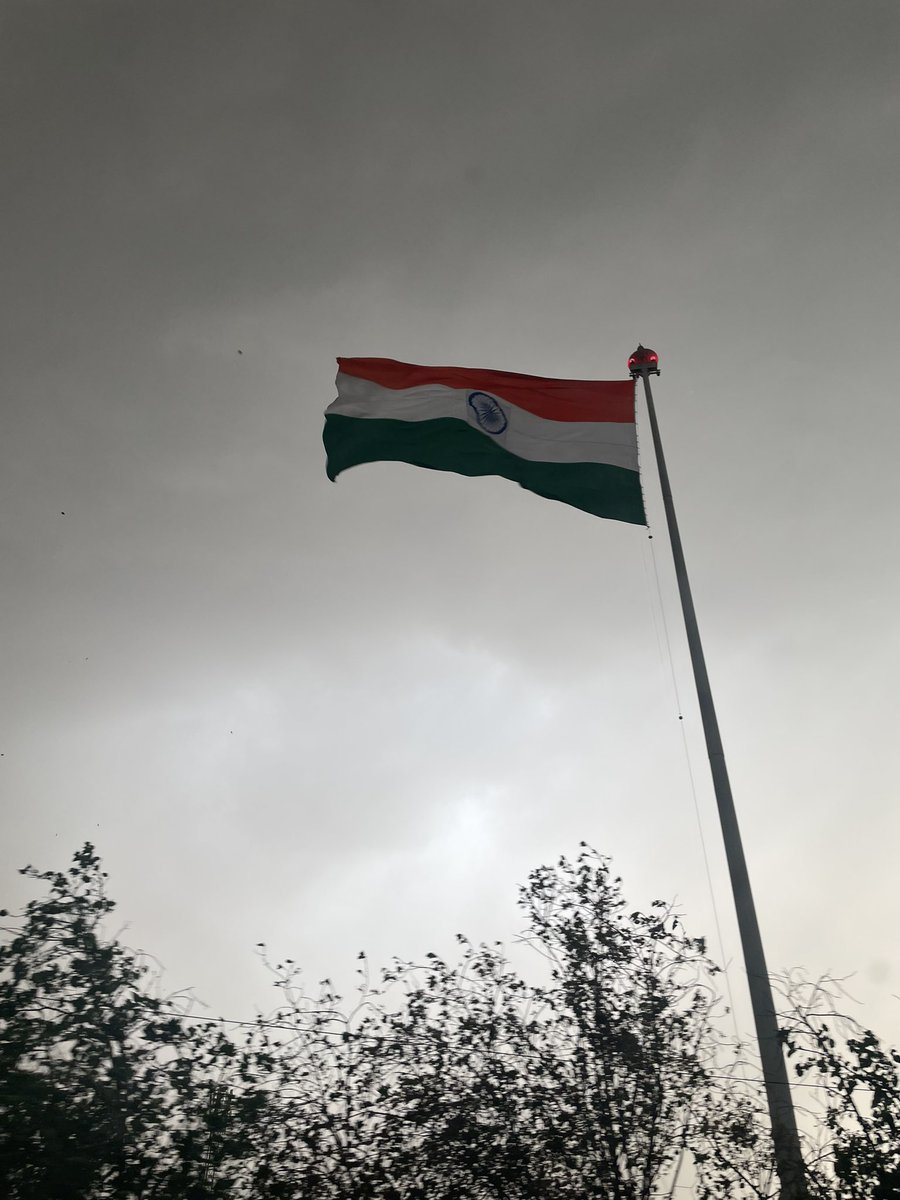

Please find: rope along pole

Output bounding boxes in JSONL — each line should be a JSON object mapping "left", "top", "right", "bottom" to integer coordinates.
{"left": 629, "top": 346, "right": 808, "bottom": 1200}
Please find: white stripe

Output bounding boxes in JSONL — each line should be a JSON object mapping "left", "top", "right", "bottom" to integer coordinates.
{"left": 327, "top": 374, "right": 638, "bottom": 471}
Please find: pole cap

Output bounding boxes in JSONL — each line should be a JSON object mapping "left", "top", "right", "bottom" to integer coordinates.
{"left": 628, "top": 345, "right": 660, "bottom": 378}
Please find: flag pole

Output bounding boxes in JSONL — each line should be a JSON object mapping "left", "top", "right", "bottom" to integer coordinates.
{"left": 628, "top": 346, "right": 808, "bottom": 1200}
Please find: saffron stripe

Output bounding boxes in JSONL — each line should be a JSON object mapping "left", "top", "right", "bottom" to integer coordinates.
{"left": 337, "top": 357, "right": 635, "bottom": 424}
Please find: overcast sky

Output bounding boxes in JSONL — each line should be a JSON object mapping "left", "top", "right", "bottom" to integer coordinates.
{"left": 3, "top": 0, "right": 899, "bottom": 1068}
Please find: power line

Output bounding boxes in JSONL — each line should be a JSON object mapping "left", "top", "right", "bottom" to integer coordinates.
{"left": 145, "top": 1006, "right": 862, "bottom": 1094}
{"left": 641, "top": 528, "right": 747, "bottom": 1061}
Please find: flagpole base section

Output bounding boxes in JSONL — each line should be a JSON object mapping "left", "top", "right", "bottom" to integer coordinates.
{"left": 628, "top": 344, "right": 660, "bottom": 378}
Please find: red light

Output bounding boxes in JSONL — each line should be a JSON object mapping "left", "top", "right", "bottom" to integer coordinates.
{"left": 628, "top": 344, "right": 660, "bottom": 376}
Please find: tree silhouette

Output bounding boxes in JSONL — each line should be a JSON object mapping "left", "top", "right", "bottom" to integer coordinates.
{"left": 0, "top": 844, "right": 273, "bottom": 1198}
{"left": 208, "top": 846, "right": 769, "bottom": 1198}
{"left": 778, "top": 972, "right": 900, "bottom": 1199}
{"left": 2, "top": 844, "right": 898, "bottom": 1198}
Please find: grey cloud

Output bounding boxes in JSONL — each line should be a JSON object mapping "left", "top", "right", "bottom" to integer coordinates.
{"left": 3, "top": 0, "right": 900, "bottom": 1056}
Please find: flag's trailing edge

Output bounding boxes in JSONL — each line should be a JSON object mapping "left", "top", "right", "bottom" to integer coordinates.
{"left": 324, "top": 357, "right": 646, "bottom": 525}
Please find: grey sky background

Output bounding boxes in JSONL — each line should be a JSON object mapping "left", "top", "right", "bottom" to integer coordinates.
{"left": 3, "top": 0, "right": 899, "bottom": 1062}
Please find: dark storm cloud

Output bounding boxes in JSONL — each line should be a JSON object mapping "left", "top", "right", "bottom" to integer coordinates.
{"left": 2, "top": 0, "right": 900, "bottom": 1037}
{"left": 4, "top": 2, "right": 898, "bottom": 335}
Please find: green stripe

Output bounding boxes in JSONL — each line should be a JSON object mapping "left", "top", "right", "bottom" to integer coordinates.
{"left": 323, "top": 414, "right": 646, "bottom": 525}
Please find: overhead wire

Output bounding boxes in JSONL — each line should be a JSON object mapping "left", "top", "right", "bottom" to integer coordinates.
{"left": 142, "top": 1004, "right": 861, "bottom": 1093}
{"left": 639, "top": 523, "right": 751, "bottom": 1086}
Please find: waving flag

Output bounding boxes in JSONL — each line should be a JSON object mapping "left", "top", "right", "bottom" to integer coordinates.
{"left": 324, "top": 358, "right": 644, "bottom": 524}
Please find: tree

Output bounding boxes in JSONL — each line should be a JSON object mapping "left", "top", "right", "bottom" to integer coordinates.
{"left": 252, "top": 845, "right": 769, "bottom": 1199}
{"left": 3, "top": 843, "right": 898, "bottom": 1198}
{"left": 778, "top": 972, "right": 900, "bottom": 1199}
{"left": 0, "top": 844, "right": 274, "bottom": 1198}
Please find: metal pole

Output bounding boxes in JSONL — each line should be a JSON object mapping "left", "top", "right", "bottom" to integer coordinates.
{"left": 630, "top": 348, "right": 808, "bottom": 1200}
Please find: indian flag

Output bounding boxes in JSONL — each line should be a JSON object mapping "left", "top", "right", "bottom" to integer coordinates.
{"left": 323, "top": 357, "right": 645, "bottom": 525}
